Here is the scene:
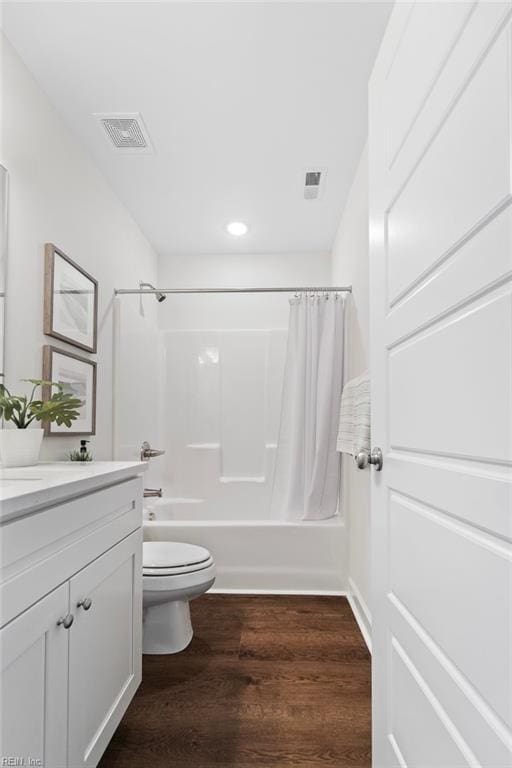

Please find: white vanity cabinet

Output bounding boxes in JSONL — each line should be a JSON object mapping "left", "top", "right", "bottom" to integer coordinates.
{"left": 1, "top": 581, "right": 69, "bottom": 767}
{"left": 0, "top": 462, "right": 145, "bottom": 768}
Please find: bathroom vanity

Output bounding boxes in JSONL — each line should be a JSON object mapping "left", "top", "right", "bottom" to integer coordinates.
{"left": 0, "top": 461, "right": 145, "bottom": 768}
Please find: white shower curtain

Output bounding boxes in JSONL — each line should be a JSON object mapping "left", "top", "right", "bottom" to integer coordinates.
{"left": 271, "top": 293, "right": 345, "bottom": 521}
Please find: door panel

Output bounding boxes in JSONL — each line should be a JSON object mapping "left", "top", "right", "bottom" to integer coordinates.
{"left": 390, "top": 640, "right": 473, "bottom": 767}
{"left": 389, "top": 493, "right": 511, "bottom": 724}
{"left": 0, "top": 583, "right": 69, "bottom": 768}
{"left": 386, "top": 205, "right": 512, "bottom": 345}
{"left": 385, "top": 2, "right": 476, "bottom": 167}
{"left": 389, "top": 291, "right": 512, "bottom": 460}
{"left": 369, "top": 2, "right": 512, "bottom": 765}
{"left": 385, "top": 455, "right": 512, "bottom": 540}
{"left": 387, "top": 23, "right": 511, "bottom": 305}
{"left": 68, "top": 530, "right": 142, "bottom": 767}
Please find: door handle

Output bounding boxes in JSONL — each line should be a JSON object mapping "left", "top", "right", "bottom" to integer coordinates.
{"left": 57, "top": 613, "right": 74, "bottom": 629}
{"left": 355, "top": 447, "right": 383, "bottom": 471}
{"left": 77, "top": 597, "right": 93, "bottom": 611}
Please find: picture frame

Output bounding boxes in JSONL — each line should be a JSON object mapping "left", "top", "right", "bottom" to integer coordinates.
{"left": 44, "top": 243, "right": 98, "bottom": 353}
{"left": 42, "top": 345, "right": 97, "bottom": 436}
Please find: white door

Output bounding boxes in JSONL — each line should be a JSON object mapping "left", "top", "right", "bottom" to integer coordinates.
{"left": 0, "top": 583, "right": 69, "bottom": 768}
{"left": 68, "top": 530, "right": 142, "bottom": 767}
{"left": 369, "top": 2, "right": 512, "bottom": 766}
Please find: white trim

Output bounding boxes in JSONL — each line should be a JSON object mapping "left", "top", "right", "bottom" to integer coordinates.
{"left": 348, "top": 576, "right": 372, "bottom": 624}
{"left": 347, "top": 577, "right": 372, "bottom": 653}
{"left": 209, "top": 588, "right": 347, "bottom": 596}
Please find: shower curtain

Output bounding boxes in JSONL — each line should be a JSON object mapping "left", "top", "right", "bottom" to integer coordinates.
{"left": 271, "top": 293, "right": 345, "bottom": 521}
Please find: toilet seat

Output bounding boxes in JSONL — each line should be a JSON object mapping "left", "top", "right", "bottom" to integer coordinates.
{"left": 143, "top": 541, "right": 213, "bottom": 576}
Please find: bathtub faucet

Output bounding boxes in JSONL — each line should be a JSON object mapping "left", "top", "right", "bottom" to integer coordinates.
{"left": 140, "top": 441, "right": 166, "bottom": 462}
{"left": 144, "top": 488, "right": 163, "bottom": 498}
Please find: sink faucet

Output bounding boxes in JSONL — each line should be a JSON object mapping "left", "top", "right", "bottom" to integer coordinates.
{"left": 140, "top": 441, "right": 165, "bottom": 462}
{"left": 144, "top": 488, "right": 163, "bottom": 498}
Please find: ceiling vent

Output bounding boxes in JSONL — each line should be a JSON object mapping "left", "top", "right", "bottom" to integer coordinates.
{"left": 304, "top": 169, "right": 325, "bottom": 200}
{"left": 94, "top": 113, "right": 153, "bottom": 154}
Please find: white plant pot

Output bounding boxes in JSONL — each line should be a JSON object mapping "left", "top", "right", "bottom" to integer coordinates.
{"left": 0, "top": 428, "right": 44, "bottom": 467}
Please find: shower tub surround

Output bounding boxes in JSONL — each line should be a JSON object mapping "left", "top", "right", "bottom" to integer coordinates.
{"left": 144, "top": 498, "right": 346, "bottom": 593}
{"left": 115, "top": 277, "right": 347, "bottom": 594}
{"left": 163, "top": 328, "right": 287, "bottom": 509}
{"left": 151, "top": 327, "right": 346, "bottom": 593}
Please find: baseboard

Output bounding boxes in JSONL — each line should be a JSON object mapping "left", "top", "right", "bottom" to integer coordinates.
{"left": 209, "top": 588, "right": 348, "bottom": 596}
{"left": 347, "top": 577, "right": 372, "bottom": 653}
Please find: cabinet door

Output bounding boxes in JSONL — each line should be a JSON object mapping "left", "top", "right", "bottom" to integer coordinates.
{"left": 0, "top": 583, "right": 69, "bottom": 767}
{"left": 68, "top": 529, "right": 142, "bottom": 768}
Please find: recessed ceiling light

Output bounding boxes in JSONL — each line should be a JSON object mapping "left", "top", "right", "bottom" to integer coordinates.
{"left": 227, "top": 221, "right": 248, "bottom": 236}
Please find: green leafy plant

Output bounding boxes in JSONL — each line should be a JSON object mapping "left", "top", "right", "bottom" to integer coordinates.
{"left": 69, "top": 448, "right": 93, "bottom": 462}
{"left": 0, "top": 377, "right": 82, "bottom": 429}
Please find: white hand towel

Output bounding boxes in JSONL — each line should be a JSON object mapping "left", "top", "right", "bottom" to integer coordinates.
{"left": 352, "top": 372, "right": 371, "bottom": 454}
{"left": 336, "top": 371, "right": 370, "bottom": 456}
{"left": 336, "top": 378, "right": 355, "bottom": 454}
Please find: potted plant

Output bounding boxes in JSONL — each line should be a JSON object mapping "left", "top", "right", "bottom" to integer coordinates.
{"left": 0, "top": 378, "right": 82, "bottom": 467}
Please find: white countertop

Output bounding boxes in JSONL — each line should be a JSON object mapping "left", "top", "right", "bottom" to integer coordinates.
{"left": 0, "top": 461, "right": 147, "bottom": 522}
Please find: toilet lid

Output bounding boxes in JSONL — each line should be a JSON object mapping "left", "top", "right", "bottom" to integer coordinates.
{"left": 143, "top": 541, "right": 211, "bottom": 571}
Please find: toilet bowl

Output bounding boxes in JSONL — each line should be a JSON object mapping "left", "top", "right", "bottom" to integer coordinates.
{"left": 142, "top": 541, "right": 216, "bottom": 654}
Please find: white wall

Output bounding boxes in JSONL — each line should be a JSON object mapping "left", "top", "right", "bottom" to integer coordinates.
{"left": 1, "top": 34, "right": 158, "bottom": 460}
{"left": 157, "top": 252, "right": 331, "bottom": 330}
{"left": 331, "top": 145, "right": 372, "bottom": 646}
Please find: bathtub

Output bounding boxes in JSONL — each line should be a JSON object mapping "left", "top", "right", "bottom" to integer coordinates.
{"left": 143, "top": 498, "right": 346, "bottom": 594}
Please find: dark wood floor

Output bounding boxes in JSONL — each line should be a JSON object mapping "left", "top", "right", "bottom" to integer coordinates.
{"left": 99, "top": 595, "right": 371, "bottom": 768}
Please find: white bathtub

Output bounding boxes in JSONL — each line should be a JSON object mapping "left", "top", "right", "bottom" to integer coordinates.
{"left": 143, "top": 498, "right": 346, "bottom": 594}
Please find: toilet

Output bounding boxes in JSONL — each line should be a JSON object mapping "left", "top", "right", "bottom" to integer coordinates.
{"left": 142, "top": 541, "right": 216, "bottom": 654}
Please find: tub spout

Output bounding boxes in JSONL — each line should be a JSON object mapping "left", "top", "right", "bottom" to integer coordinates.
{"left": 144, "top": 488, "right": 163, "bottom": 498}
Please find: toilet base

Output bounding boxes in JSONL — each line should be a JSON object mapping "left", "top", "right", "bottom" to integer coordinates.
{"left": 143, "top": 599, "right": 193, "bottom": 654}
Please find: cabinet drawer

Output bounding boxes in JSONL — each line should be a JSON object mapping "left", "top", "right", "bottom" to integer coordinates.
{"left": 2, "top": 478, "right": 141, "bottom": 571}
{"left": 0, "top": 477, "right": 143, "bottom": 626}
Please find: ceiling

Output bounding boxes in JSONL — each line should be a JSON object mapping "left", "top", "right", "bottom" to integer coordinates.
{"left": 2, "top": 2, "right": 391, "bottom": 257}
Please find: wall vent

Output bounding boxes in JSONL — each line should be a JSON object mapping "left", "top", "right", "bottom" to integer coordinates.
{"left": 304, "top": 169, "right": 325, "bottom": 200}
{"left": 94, "top": 113, "right": 154, "bottom": 153}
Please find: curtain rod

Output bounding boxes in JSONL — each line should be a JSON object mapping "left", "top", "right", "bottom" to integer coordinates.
{"left": 114, "top": 286, "right": 352, "bottom": 295}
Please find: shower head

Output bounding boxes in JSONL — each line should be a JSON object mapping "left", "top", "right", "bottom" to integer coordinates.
{"left": 139, "top": 282, "right": 166, "bottom": 303}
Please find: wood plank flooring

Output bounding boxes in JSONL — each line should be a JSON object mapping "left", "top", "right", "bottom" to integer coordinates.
{"left": 99, "top": 595, "right": 371, "bottom": 768}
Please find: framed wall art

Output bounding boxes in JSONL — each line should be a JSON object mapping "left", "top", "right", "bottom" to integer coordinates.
{"left": 42, "top": 345, "right": 97, "bottom": 435}
{"left": 44, "top": 243, "right": 98, "bottom": 353}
